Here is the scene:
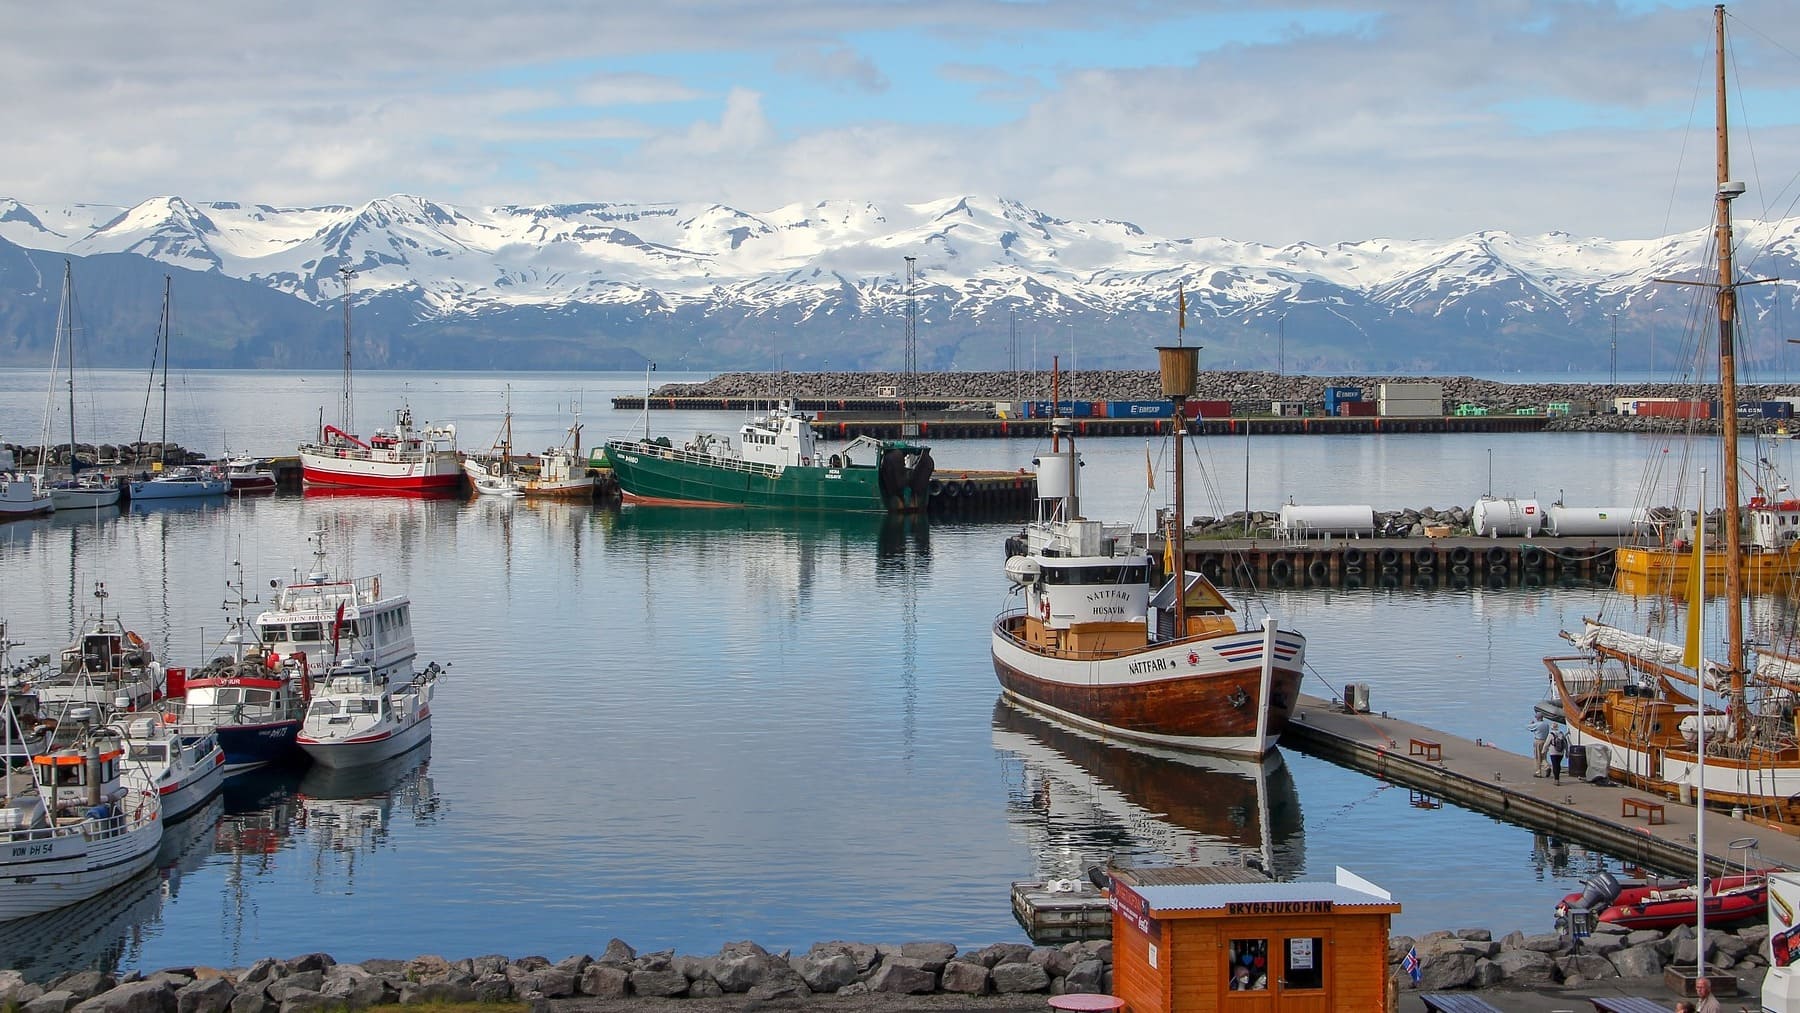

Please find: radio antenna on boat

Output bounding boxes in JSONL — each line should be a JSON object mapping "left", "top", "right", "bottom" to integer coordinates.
{"left": 338, "top": 265, "right": 356, "bottom": 436}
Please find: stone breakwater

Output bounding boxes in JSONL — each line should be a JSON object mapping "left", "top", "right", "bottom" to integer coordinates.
{"left": 0, "top": 920, "right": 1771, "bottom": 1011}
{"left": 2, "top": 442, "right": 207, "bottom": 470}
{"left": 1395, "top": 919, "right": 1770, "bottom": 993}
{"left": 658, "top": 370, "right": 1800, "bottom": 418}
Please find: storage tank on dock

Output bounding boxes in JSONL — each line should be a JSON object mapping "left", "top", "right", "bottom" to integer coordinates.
{"left": 1277, "top": 503, "right": 1376, "bottom": 537}
{"left": 1544, "top": 504, "right": 1648, "bottom": 537}
{"left": 1471, "top": 496, "right": 1542, "bottom": 537}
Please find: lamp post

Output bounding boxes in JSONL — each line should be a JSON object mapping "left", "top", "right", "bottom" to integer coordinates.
{"left": 1608, "top": 312, "right": 1618, "bottom": 400}
{"left": 1278, "top": 314, "right": 1286, "bottom": 380}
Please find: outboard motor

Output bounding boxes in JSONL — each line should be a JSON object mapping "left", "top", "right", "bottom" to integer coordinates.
{"left": 1576, "top": 871, "right": 1622, "bottom": 911}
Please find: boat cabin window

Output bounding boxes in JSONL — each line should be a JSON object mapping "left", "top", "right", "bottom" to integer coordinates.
{"left": 210, "top": 688, "right": 242, "bottom": 705}
{"left": 1040, "top": 564, "right": 1146, "bottom": 586}
{"left": 346, "top": 698, "right": 378, "bottom": 715}
{"left": 244, "top": 689, "right": 273, "bottom": 707}
{"left": 262, "top": 624, "right": 289, "bottom": 643}
{"left": 291, "top": 622, "right": 324, "bottom": 643}
{"left": 127, "top": 742, "right": 168, "bottom": 763}
{"left": 312, "top": 700, "right": 340, "bottom": 716}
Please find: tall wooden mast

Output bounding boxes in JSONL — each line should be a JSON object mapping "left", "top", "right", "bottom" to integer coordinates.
{"left": 1711, "top": 3, "right": 1748, "bottom": 727}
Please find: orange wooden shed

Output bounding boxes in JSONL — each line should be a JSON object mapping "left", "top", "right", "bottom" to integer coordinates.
{"left": 1106, "top": 865, "right": 1401, "bottom": 1013}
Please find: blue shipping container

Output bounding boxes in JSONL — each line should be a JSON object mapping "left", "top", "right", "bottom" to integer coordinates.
{"left": 1026, "top": 400, "right": 1094, "bottom": 418}
{"left": 1323, "top": 385, "right": 1364, "bottom": 416}
{"left": 1108, "top": 400, "right": 1175, "bottom": 418}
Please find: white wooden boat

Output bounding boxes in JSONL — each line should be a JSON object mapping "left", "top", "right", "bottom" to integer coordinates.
{"left": 298, "top": 662, "right": 440, "bottom": 769}
{"left": 255, "top": 530, "right": 418, "bottom": 680}
{"left": 36, "top": 584, "right": 164, "bottom": 716}
{"left": 0, "top": 704, "right": 162, "bottom": 921}
{"left": 0, "top": 446, "right": 52, "bottom": 519}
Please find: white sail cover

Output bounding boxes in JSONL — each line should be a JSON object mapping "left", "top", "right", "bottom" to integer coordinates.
{"left": 1576, "top": 620, "right": 1725, "bottom": 691}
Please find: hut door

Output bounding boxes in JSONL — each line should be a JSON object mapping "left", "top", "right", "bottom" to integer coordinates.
{"left": 1272, "top": 931, "right": 1329, "bottom": 1012}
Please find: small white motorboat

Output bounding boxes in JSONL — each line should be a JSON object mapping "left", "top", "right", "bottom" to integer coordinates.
{"left": 297, "top": 662, "right": 441, "bottom": 770}
{"left": 116, "top": 713, "right": 227, "bottom": 822}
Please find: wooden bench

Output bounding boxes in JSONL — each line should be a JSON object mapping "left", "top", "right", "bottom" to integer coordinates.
{"left": 1621, "top": 797, "right": 1666, "bottom": 825}
{"left": 1420, "top": 993, "right": 1504, "bottom": 1013}
{"left": 1409, "top": 737, "right": 1442, "bottom": 761}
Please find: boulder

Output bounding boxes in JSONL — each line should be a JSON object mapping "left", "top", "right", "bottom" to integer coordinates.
{"left": 73, "top": 980, "right": 176, "bottom": 1013}
{"left": 627, "top": 970, "right": 688, "bottom": 998}
{"left": 967, "top": 943, "right": 1033, "bottom": 969}
{"left": 54, "top": 974, "right": 119, "bottom": 1002}
{"left": 1492, "top": 949, "right": 1557, "bottom": 986}
{"left": 867, "top": 963, "right": 936, "bottom": 995}
{"left": 577, "top": 965, "right": 628, "bottom": 999}
{"left": 517, "top": 968, "right": 576, "bottom": 999}
{"left": 710, "top": 942, "right": 777, "bottom": 993}
{"left": 939, "top": 961, "right": 991, "bottom": 995}
{"left": 1416, "top": 952, "right": 1478, "bottom": 991}
{"left": 1608, "top": 944, "right": 1665, "bottom": 978}
{"left": 1028, "top": 946, "right": 1074, "bottom": 978}
{"left": 319, "top": 966, "right": 394, "bottom": 1009}
{"left": 1064, "top": 959, "right": 1105, "bottom": 994}
{"left": 469, "top": 975, "right": 512, "bottom": 1004}
{"left": 1470, "top": 959, "right": 1505, "bottom": 988}
{"left": 1556, "top": 954, "right": 1618, "bottom": 981}
{"left": 263, "top": 972, "right": 324, "bottom": 1004}
{"left": 1581, "top": 934, "right": 1626, "bottom": 957}
{"left": 283, "top": 956, "right": 333, "bottom": 975}
{"left": 1454, "top": 928, "right": 1493, "bottom": 942}
{"left": 808, "top": 941, "right": 882, "bottom": 974}
{"left": 467, "top": 956, "right": 509, "bottom": 978}
{"left": 899, "top": 942, "right": 958, "bottom": 972}
{"left": 1625, "top": 930, "right": 1664, "bottom": 949}
{"left": 0, "top": 972, "right": 33, "bottom": 1007}
{"left": 397, "top": 982, "right": 475, "bottom": 1005}
{"left": 225, "top": 993, "right": 271, "bottom": 1013}
{"left": 1518, "top": 933, "right": 1567, "bottom": 954}
{"left": 402, "top": 957, "right": 451, "bottom": 985}
{"left": 792, "top": 953, "right": 858, "bottom": 994}
{"left": 598, "top": 940, "right": 637, "bottom": 966}
{"left": 24, "top": 992, "right": 81, "bottom": 1013}
{"left": 990, "top": 962, "right": 1051, "bottom": 994}
{"left": 686, "top": 977, "right": 724, "bottom": 999}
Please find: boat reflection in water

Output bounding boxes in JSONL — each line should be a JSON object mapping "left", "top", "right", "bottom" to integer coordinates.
{"left": 0, "top": 797, "right": 223, "bottom": 981}
{"left": 293, "top": 745, "right": 441, "bottom": 883}
{"left": 992, "top": 699, "right": 1305, "bottom": 884}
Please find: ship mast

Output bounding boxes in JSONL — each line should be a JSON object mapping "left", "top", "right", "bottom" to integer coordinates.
{"left": 1711, "top": 3, "right": 1748, "bottom": 730}
{"left": 339, "top": 265, "right": 357, "bottom": 435}
{"left": 1159, "top": 288, "right": 1198, "bottom": 640}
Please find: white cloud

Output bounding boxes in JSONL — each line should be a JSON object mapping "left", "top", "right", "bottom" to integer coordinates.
{"left": 1, "top": 2, "right": 1797, "bottom": 244}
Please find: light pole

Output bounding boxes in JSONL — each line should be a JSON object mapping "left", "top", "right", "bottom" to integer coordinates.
{"left": 1277, "top": 313, "right": 1286, "bottom": 380}
{"left": 1487, "top": 448, "right": 1493, "bottom": 498}
{"left": 1607, "top": 312, "right": 1618, "bottom": 401}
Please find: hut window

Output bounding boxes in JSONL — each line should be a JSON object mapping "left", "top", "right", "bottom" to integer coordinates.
{"left": 1227, "top": 939, "right": 1268, "bottom": 991}
{"left": 1282, "top": 937, "right": 1323, "bottom": 990}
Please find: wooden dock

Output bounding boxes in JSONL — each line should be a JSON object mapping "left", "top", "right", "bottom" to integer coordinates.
{"left": 1281, "top": 692, "right": 1800, "bottom": 878}
{"left": 1179, "top": 536, "right": 1619, "bottom": 587}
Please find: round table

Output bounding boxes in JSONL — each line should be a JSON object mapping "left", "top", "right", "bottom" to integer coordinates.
{"left": 1046, "top": 995, "right": 1126, "bottom": 1013}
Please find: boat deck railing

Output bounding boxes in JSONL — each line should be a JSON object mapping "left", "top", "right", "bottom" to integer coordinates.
{"left": 994, "top": 610, "right": 1232, "bottom": 662}
{"left": 608, "top": 438, "right": 786, "bottom": 479}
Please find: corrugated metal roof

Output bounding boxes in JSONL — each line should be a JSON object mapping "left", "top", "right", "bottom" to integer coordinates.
{"left": 1134, "top": 880, "right": 1393, "bottom": 912}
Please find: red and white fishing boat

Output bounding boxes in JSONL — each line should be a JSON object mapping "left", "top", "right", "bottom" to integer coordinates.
{"left": 222, "top": 454, "right": 276, "bottom": 494}
{"left": 990, "top": 343, "right": 1306, "bottom": 758}
{"left": 299, "top": 405, "right": 461, "bottom": 492}
{"left": 297, "top": 266, "right": 460, "bottom": 493}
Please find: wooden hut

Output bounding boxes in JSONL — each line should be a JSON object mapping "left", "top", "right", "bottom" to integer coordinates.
{"left": 1107, "top": 865, "right": 1400, "bottom": 1013}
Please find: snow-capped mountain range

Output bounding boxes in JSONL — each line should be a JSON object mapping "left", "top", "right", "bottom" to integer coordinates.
{"left": 0, "top": 193, "right": 1794, "bottom": 373}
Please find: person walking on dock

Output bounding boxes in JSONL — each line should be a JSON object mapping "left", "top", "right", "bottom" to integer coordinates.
{"left": 1546, "top": 725, "right": 1568, "bottom": 783}
{"left": 1528, "top": 714, "right": 1552, "bottom": 776}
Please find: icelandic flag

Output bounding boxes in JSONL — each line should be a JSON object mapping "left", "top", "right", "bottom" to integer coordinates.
{"left": 1401, "top": 946, "right": 1421, "bottom": 984}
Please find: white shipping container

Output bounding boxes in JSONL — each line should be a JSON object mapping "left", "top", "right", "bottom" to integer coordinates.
{"left": 1278, "top": 503, "right": 1376, "bottom": 537}
{"left": 1612, "top": 397, "right": 1638, "bottom": 415}
{"left": 1378, "top": 398, "right": 1443, "bottom": 418}
{"left": 1378, "top": 382, "right": 1444, "bottom": 401}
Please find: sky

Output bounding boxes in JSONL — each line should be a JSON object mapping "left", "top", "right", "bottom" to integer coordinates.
{"left": 6, "top": 1, "right": 1800, "bottom": 246}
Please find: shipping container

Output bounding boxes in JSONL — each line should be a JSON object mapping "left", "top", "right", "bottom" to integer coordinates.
{"left": 1715, "top": 400, "right": 1797, "bottom": 419}
{"left": 1025, "top": 400, "right": 1094, "bottom": 418}
{"left": 1338, "top": 401, "right": 1378, "bottom": 417}
{"left": 1378, "top": 381, "right": 1444, "bottom": 401}
{"left": 1271, "top": 401, "right": 1306, "bottom": 417}
{"left": 1613, "top": 397, "right": 1640, "bottom": 415}
{"left": 1323, "top": 386, "right": 1364, "bottom": 416}
{"left": 1636, "top": 400, "right": 1712, "bottom": 419}
{"left": 1183, "top": 399, "right": 1232, "bottom": 419}
{"left": 1109, "top": 400, "right": 1175, "bottom": 418}
{"left": 1379, "top": 399, "right": 1442, "bottom": 418}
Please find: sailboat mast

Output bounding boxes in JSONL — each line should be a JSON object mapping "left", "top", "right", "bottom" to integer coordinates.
{"left": 159, "top": 276, "right": 171, "bottom": 460}
{"left": 339, "top": 265, "right": 356, "bottom": 435}
{"left": 63, "top": 263, "right": 76, "bottom": 471}
{"left": 1711, "top": 2, "right": 1748, "bottom": 722}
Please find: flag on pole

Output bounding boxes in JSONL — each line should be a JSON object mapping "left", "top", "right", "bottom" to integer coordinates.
{"left": 1178, "top": 284, "right": 1187, "bottom": 334}
{"left": 1401, "top": 946, "right": 1421, "bottom": 984}
{"left": 1681, "top": 531, "right": 1704, "bottom": 668}
{"left": 331, "top": 602, "right": 347, "bottom": 657}
{"left": 1145, "top": 442, "right": 1155, "bottom": 491}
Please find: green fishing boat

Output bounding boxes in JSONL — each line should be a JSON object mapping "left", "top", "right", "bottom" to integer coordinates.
{"left": 604, "top": 400, "right": 933, "bottom": 512}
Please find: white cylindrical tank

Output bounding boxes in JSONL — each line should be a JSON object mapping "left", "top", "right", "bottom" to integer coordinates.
{"left": 1278, "top": 504, "right": 1375, "bottom": 536}
{"left": 1035, "top": 455, "right": 1074, "bottom": 500}
{"left": 1545, "top": 504, "right": 1648, "bottom": 537}
{"left": 1471, "top": 497, "right": 1543, "bottom": 537}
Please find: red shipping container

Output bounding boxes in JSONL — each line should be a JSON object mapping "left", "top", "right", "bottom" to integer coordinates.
{"left": 1339, "top": 401, "right": 1378, "bottom": 417}
{"left": 1185, "top": 399, "right": 1232, "bottom": 419}
{"left": 1637, "top": 400, "right": 1712, "bottom": 419}
{"left": 1090, "top": 401, "right": 1110, "bottom": 418}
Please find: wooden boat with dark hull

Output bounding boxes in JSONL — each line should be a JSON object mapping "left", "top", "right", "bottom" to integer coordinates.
{"left": 991, "top": 343, "right": 1307, "bottom": 758}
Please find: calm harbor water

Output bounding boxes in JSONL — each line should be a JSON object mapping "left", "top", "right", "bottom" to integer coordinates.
{"left": 0, "top": 370, "right": 1785, "bottom": 979}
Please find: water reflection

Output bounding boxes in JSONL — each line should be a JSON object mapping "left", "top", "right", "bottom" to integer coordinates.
{"left": 991, "top": 699, "right": 1304, "bottom": 883}
{"left": 0, "top": 798, "right": 222, "bottom": 981}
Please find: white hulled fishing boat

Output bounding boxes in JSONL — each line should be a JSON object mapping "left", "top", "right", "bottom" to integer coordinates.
{"left": 298, "top": 662, "right": 440, "bottom": 769}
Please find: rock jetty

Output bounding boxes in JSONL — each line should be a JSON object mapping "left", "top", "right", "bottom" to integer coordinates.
{"left": 4, "top": 442, "right": 207, "bottom": 471}
{"left": 657, "top": 369, "right": 1798, "bottom": 419}
{"left": 0, "top": 919, "right": 1771, "bottom": 1009}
